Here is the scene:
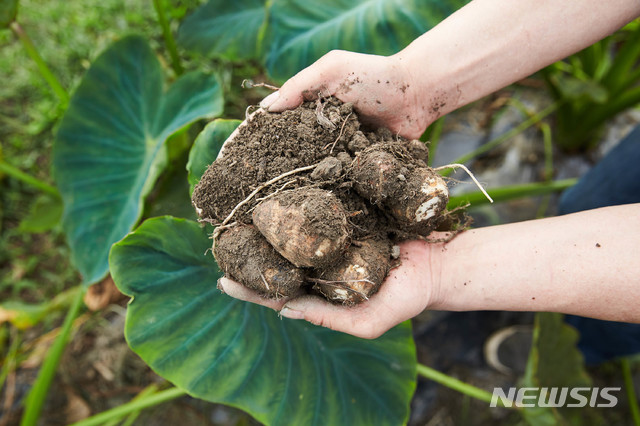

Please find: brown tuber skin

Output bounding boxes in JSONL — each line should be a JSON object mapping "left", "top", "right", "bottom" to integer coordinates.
{"left": 214, "top": 225, "right": 304, "bottom": 298}
{"left": 388, "top": 167, "right": 449, "bottom": 235}
{"left": 351, "top": 143, "right": 449, "bottom": 235}
{"left": 252, "top": 188, "right": 350, "bottom": 268}
{"left": 311, "top": 239, "right": 392, "bottom": 305}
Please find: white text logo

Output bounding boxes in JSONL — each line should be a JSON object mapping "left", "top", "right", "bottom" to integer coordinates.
{"left": 489, "top": 387, "right": 620, "bottom": 408}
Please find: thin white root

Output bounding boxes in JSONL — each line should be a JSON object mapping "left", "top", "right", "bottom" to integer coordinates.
{"left": 241, "top": 79, "right": 280, "bottom": 91}
{"left": 315, "top": 99, "right": 336, "bottom": 130}
{"left": 324, "top": 112, "right": 352, "bottom": 153}
{"left": 211, "top": 163, "right": 320, "bottom": 244}
{"left": 434, "top": 163, "right": 494, "bottom": 203}
{"left": 221, "top": 163, "right": 319, "bottom": 227}
{"left": 211, "top": 221, "right": 238, "bottom": 253}
{"left": 259, "top": 271, "right": 270, "bottom": 291}
{"left": 254, "top": 179, "right": 298, "bottom": 203}
{"left": 245, "top": 105, "right": 260, "bottom": 120}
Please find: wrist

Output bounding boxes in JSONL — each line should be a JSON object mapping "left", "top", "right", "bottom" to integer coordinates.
{"left": 414, "top": 237, "right": 448, "bottom": 311}
{"left": 393, "top": 35, "right": 463, "bottom": 129}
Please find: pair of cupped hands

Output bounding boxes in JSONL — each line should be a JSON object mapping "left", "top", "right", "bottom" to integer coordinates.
{"left": 219, "top": 51, "right": 445, "bottom": 339}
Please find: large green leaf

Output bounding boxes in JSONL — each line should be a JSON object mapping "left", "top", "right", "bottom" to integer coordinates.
{"left": 177, "top": 0, "right": 268, "bottom": 60}
{"left": 266, "top": 0, "right": 470, "bottom": 80}
{"left": 110, "top": 216, "right": 417, "bottom": 425}
{"left": 53, "top": 35, "right": 223, "bottom": 286}
{"left": 186, "top": 119, "right": 241, "bottom": 195}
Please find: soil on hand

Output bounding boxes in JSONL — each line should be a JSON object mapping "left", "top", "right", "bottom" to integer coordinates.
{"left": 192, "top": 97, "right": 454, "bottom": 304}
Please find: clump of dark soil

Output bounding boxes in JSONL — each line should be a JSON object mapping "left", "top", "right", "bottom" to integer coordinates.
{"left": 192, "top": 97, "right": 457, "bottom": 304}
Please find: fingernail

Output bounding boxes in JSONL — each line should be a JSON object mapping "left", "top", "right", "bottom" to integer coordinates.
{"left": 260, "top": 91, "right": 280, "bottom": 110}
{"left": 217, "top": 277, "right": 229, "bottom": 293}
{"left": 280, "top": 306, "right": 304, "bottom": 320}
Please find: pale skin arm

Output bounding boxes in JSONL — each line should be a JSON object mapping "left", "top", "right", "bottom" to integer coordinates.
{"left": 261, "top": 0, "right": 640, "bottom": 138}
{"left": 220, "top": 204, "right": 640, "bottom": 338}
{"left": 220, "top": 0, "right": 640, "bottom": 337}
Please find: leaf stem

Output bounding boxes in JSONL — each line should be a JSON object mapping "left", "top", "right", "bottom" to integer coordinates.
{"left": 441, "top": 101, "right": 559, "bottom": 176}
{"left": 417, "top": 363, "right": 515, "bottom": 408}
{"left": 9, "top": 22, "right": 69, "bottom": 105}
{"left": 152, "top": 0, "right": 184, "bottom": 76}
{"left": 20, "top": 286, "right": 86, "bottom": 426}
{"left": 424, "top": 117, "right": 444, "bottom": 167}
{"left": 622, "top": 358, "right": 640, "bottom": 426}
{"left": 0, "top": 327, "right": 21, "bottom": 392}
{"left": 447, "top": 178, "right": 577, "bottom": 208}
{"left": 69, "top": 387, "right": 187, "bottom": 426}
{"left": 0, "top": 157, "right": 60, "bottom": 197}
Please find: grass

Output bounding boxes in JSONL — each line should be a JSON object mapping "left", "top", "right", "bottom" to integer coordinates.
{"left": 0, "top": 0, "right": 159, "bottom": 304}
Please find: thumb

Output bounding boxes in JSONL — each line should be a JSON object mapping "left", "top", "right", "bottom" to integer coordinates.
{"left": 279, "top": 296, "right": 388, "bottom": 339}
{"left": 260, "top": 61, "right": 338, "bottom": 112}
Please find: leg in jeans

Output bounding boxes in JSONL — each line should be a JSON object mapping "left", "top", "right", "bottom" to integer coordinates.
{"left": 559, "top": 124, "right": 640, "bottom": 364}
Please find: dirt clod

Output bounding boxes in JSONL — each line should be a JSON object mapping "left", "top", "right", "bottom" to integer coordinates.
{"left": 193, "top": 97, "right": 459, "bottom": 304}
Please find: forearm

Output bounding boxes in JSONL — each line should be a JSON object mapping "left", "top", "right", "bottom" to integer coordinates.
{"left": 430, "top": 204, "right": 640, "bottom": 323}
{"left": 397, "top": 0, "right": 640, "bottom": 123}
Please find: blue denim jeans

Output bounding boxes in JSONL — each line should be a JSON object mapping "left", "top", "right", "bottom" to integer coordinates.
{"left": 559, "top": 124, "right": 640, "bottom": 364}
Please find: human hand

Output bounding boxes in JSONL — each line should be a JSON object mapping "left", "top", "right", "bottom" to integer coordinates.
{"left": 260, "top": 50, "right": 432, "bottom": 139}
{"left": 218, "top": 239, "right": 439, "bottom": 339}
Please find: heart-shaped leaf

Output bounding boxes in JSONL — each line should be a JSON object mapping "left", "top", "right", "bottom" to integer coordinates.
{"left": 53, "top": 35, "right": 223, "bottom": 286}
{"left": 186, "top": 119, "right": 241, "bottom": 195}
{"left": 265, "top": 0, "right": 470, "bottom": 80}
{"left": 110, "top": 216, "right": 417, "bottom": 426}
{"left": 177, "top": 0, "right": 268, "bottom": 60}
{"left": 177, "top": 0, "right": 469, "bottom": 81}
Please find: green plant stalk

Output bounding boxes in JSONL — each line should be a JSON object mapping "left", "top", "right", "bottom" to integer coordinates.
{"left": 20, "top": 287, "right": 86, "bottom": 426}
{"left": 448, "top": 178, "right": 577, "bottom": 208}
{"left": 441, "top": 101, "right": 559, "bottom": 176}
{"left": 540, "top": 123, "right": 553, "bottom": 182}
{"left": 102, "top": 384, "right": 159, "bottom": 426}
{"left": 0, "top": 158, "right": 60, "bottom": 197}
{"left": 417, "top": 363, "right": 514, "bottom": 408}
{"left": 583, "top": 85, "right": 640, "bottom": 130}
{"left": 602, "top": 27, "right": 640, "bottom": 92}
{"left": 425, "top": 117, "right": 444, "bottom": 167}
{"left": 621, "top": 358, "right": 640, "bottom": 426}
{"left": 535, "top": 123, "right": 554, "bottom": 218}
{"left": 152, "top": 0, "right": 184, "bottom": 76}
{"left": 0, "top": 328, "right": 21, "bottom": 391}
{"left": 69, "top": 387, "right": 187, "bottom": 426}
{"left": 9, "top": 22, "right": 69, "bottom": 105}
{"left": 557, "top": 83, "right": 640, "bottom": 151}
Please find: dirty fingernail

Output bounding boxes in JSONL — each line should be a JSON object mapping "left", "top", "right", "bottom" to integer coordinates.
{"left": 217, "top": 277, "right": 228, "bottom": 292}
{"left": 280, "top": 306, "right": 304, "bottom": 320}
{"left": 260, "top": 91, "right": 280, "bottom": 110}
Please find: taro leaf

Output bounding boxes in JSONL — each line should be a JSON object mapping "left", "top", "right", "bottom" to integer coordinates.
{"left": 53, "top": 35, "right": 223, "bottom": 286}
{"left": 186, "top": 119, "right": 241, "bottom": 195}
{"left": 0, "top": 0, "right": 19, "bottom": 27}
{"left": 110, "top": 216, "right": 417, "bottom": 426}
{"left": 177, "top": 0, "right": 267, "bottom": 60}
{"left": 266, "top": 0, "right": 470, "bottom": 80}
{"left": 520, "top": 312, "right": 593, "bottom": 425}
